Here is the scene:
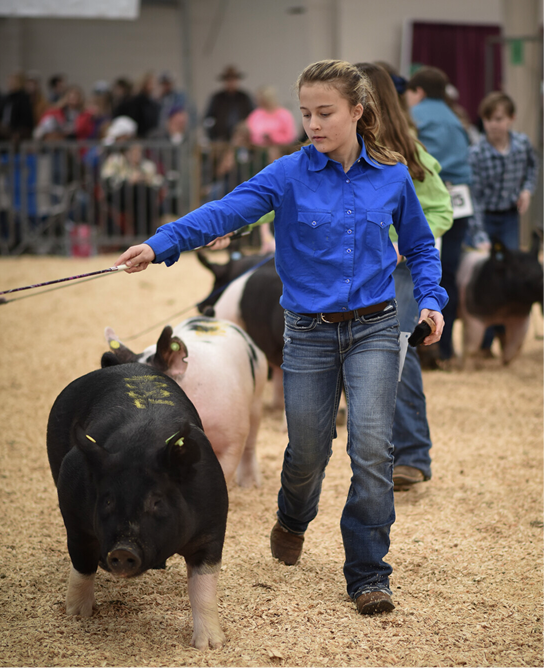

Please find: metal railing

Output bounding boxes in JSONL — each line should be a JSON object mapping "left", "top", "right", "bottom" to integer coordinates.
{"left": 0, "top": 140, "right": 291, "bottom": 256}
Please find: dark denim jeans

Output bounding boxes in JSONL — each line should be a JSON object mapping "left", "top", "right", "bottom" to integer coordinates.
{"left": 439, "top": 216, "right": 470, "bottom": 359}
{"left": 481, "top": 209, "right": 520, "bottom": 349}
{"left": 392, "top": 261, "right": 432, "bottom": 478}
{"left": 278, "top": 304, "right": 400, "bottom": 600}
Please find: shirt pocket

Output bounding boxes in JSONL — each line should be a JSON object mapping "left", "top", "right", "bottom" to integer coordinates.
{"left": 365, "top": 211, "right": 394, "bottom": 265}
{"left": 297, "top": 210, "right": 332, "bottom": 252}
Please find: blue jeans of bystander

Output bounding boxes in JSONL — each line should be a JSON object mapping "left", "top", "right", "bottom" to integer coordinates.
{"left": 277, "top": 304, "right": 400, "bottom": 600}
{"left": 391, "top": 261, "right": 432, "bottom": 478}
{"left": 481, "top": 209, "right": 520, "bottom": 349}
{"left": 439, "top": 216, "right": 470, "bottom": 360}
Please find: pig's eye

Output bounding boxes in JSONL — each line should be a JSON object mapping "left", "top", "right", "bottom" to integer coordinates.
{"left": 100, "top": 494, "right": 114, "bottom": 513}
{"left": 146, "top": 493, "right": 166, "bottom": 515}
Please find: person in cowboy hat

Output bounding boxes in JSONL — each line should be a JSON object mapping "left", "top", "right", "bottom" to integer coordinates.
{"left": 203, "top": 64, "right": 255, "bottom": 141}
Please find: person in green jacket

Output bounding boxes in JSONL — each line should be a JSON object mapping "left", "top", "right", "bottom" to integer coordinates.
{"left": 356, "top": 62, "right": 453, "bottom": 490}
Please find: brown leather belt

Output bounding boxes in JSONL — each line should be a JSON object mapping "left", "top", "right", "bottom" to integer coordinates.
{"left": 301, "top": 301, "right": 389, "bottom": 324}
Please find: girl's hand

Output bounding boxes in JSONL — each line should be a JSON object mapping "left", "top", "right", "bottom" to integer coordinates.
{"left": 206, "top": 233, "right": 233, "bottom": 250}
{"left": 419, "top": 309, "right": 444, "bottom": 345}
{"left": 115, "top": 243, "right": 156, "bottom": 273}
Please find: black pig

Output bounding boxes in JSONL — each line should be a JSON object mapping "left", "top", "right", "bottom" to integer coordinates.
{"left": 457, "top": 238, "right": 543, "bottom": 364}
{"left": 47, "top": 363, "right": 228, "bottom": 649}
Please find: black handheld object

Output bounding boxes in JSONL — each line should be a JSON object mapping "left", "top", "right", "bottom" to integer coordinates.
{"left": 408, "top": 317, "right": 435, "bottom": 347}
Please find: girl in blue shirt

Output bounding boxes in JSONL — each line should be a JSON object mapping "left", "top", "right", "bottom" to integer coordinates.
{"left": 115, "top": 60, "right": 447, "bottom": 616}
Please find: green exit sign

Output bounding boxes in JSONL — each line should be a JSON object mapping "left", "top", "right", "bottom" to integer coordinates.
{"left": 510, "top": 39, "right": 524, "bottom": 66}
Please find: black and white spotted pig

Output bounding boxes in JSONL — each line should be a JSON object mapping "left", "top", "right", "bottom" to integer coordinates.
{"left": 47, "top": 363, "right": 228, "bottom": 649}
{"left": 197, "top": 252, "right": 285, "bottom": 409}
{"left": 102, "top": 316, "right": 267, "bottom": 487}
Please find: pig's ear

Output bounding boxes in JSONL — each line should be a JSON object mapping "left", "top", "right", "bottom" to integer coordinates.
{"left": 153, "top": 326, "right": 188, "bottom": 376}
{"left": 159, "top": 423, "right": 201, "bottom": 479}
{"left": 102, "top": 327, "right": 141, "bottom": 367}
{"left": 73, "top": 424, "right": 109, "bottom": 474}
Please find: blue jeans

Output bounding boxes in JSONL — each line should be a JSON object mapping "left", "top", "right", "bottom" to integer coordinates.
{"left": 439, "top": 216, "right": 470, "bottom": 359}
{"left": 484, "top": 209, "right": 520, "bottom": 250}
{"left": 278, "top": 304, "right": 400, "bottom": 600}
{"left": 481, "top": 209, "right": 520, "bottom": 349}
{"left": 392, "top": 261, "right": 432, "bottom": 478}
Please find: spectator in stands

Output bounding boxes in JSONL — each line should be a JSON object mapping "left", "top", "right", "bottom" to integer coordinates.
{"left": 25, "top": 71, "right": 49, "bottom": 127}
{"left": 88, "top": 80, "right": 113, "bottom": 140}
{"left": 111, "top": 77, "right": 134, "bottom": 118}
{"left": 203, "top": 65, "right": 254, "bottom": 141}
{"left": 47, "top": 74, "right": 67, "bottom": 104}
{"left": 148, "top": 105, "right": 187, "bottom": 144}
{"left": 0, "top": 71, "right": 34, "bottom": 143}
{"left": 123, "top": 72, "right": 160, "bottom": 139}
{"left": 34, "top": 85, "right": 94, "bottom": 141}
{"left": 157, "top": 71, "right": 187, "bottom": 132}
{"left": 101, "top": 116, "right": 164, "bottom": 235}
{"left": 246, "top": 85, "right": 297, "bottom": 158}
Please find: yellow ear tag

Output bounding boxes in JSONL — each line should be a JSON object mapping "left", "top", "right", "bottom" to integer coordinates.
{"left": 86, "top": 435, "right": 96, "bottom": 443}
{"left": 175, "top": 437, "right": 184, "bottom": 447}
{"left": 110, "top": 340, "right": 120, "bottom": 349}
{"left": 170, "top": 342, "right": 180, "bottom": 352}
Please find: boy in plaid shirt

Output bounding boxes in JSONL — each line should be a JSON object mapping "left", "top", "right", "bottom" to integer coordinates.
{"left": 469, "top": 92, "right": 539, "bottom": 251}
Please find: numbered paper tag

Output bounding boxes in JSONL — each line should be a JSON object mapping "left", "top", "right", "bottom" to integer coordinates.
{"left": 398, "top": 332, "right": 410, "bottom": 382}
{"left": 448, "top": 184, "right": 473, "bottom": 219}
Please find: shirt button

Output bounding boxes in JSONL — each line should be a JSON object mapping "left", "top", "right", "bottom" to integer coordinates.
{"left": 345, "top": 278, "right": 350, "bottom": 283}
{"left": 312, "top": 221, "right": 317, "bottom": 226}
{"left": 346, "top": 179, "right": 350, "bottom": 183}
{"left": 347, "top": 210, "right": 352, "bottom": 214}
{"left": 342, "top": 307, "right": 347, "bottom": 311}
{"left": 346, "top": 248, "right": 352, "bottom": 253}
{"left": 347, "top": 229, "right": 352, "bottom": 234}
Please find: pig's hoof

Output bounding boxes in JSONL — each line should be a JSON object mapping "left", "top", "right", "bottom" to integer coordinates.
{"left": 191, "top": 628, "right": 225, "bottom": 650}
{"left": 66, "top": 568, "right": 96, "bottom": 616}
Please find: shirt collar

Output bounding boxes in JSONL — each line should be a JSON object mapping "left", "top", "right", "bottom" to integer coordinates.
{"left": 306, "top": 134, "right": 385, "bottom": 172}
{"left": 484, "top": 131, "right": 520, "bottom": 155}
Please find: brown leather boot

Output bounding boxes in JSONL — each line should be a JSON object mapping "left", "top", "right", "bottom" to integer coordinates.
{"left": 356, "top": 590, "right": 395, "bottom": 615}
{"left": 393, "top": 465, "right": 424, "bottom": 491}
{"left": 270, "top": 521, "right": 305, "bottom": 565}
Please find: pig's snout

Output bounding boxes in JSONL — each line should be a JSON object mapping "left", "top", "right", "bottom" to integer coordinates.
{"left": 107, "top": 544, "right": 142, "bottom": 577}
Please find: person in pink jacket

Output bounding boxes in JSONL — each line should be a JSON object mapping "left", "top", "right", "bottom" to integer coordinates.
{"left": 246, "top": 86, "right": 297, "bottom": 149}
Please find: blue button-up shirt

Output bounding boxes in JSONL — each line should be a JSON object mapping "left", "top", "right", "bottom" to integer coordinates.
{"left": 147, "top": 138, "right": 448, "bottom": 314}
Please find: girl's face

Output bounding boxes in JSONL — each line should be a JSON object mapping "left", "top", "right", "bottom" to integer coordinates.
{"left": 299, "top": 83, "right": 362, "bottom": 163}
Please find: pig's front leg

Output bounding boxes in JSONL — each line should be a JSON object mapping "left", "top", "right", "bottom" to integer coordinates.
{"left": 461, "top": 312, "right": 487, "bottom": 361}
{"left": 186, "top": 562, "right": 225, "bottom": 650}
{"left": 499, "top": 318, "right": 530, "bottom": 364}
{"left": 66, "top": 565, "right": 96, "bottom": 616}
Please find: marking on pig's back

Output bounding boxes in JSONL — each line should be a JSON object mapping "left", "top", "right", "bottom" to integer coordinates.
{"left": 186, "top": 320, "right": 229, "bottom": 337}
{"left": 123, "top": 375, "right": 175, "bottom": 409}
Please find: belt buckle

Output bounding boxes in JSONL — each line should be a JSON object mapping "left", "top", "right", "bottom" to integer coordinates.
{"left": 320, "top": 312, "right": 334, "bottom": 324}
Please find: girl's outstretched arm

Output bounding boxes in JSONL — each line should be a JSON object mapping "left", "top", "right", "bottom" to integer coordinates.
{"left": 115, "top": 243, "right": 156, "bottom": 273}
